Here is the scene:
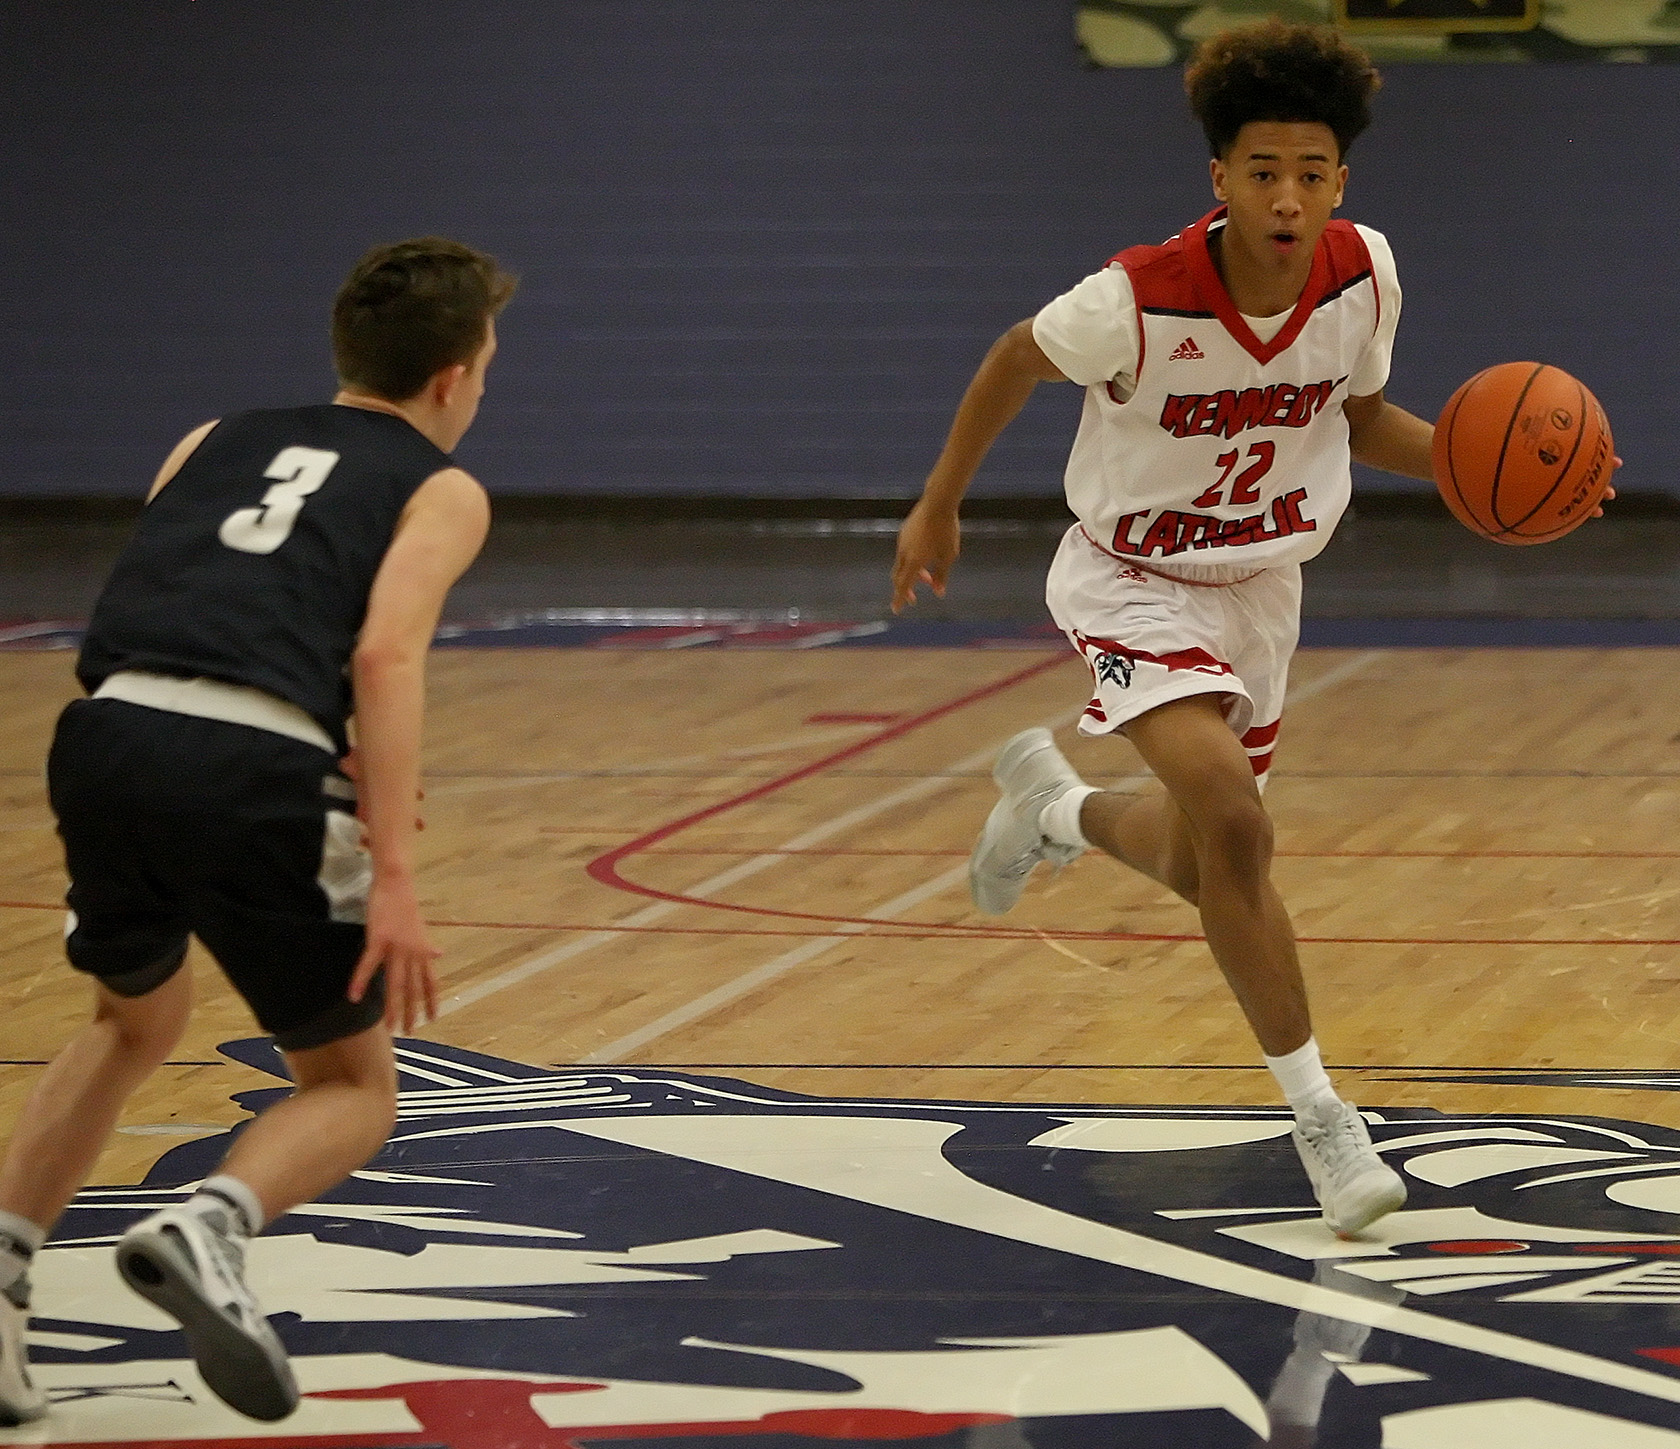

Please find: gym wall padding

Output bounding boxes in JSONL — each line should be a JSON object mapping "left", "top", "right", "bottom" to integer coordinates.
{"left": 3, "top": 1, "right": 1672, "bottom": 498}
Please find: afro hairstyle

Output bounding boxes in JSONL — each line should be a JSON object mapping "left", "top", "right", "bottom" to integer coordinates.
{"left": 1185, "top": 21, "right": 1381, "bottom": 161}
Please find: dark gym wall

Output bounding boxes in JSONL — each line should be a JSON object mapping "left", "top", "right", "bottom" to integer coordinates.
{"left": 3, "top": 2, "right": 1674, "bottom": 498}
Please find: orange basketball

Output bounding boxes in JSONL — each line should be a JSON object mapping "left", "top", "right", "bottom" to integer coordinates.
{"left": 1432, "top": 362, "right": 1613, "bottom": 545}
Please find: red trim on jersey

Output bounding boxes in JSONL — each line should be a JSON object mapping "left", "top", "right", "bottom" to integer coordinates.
{"left": 1109, "top": 208, "right": 1377, "bottom": 370}
{"left": 1241, "top": 720, "right": 1281, "bottom": 749}
{"left": 1129, "top": 263, "right": 1148, "bottom": 381}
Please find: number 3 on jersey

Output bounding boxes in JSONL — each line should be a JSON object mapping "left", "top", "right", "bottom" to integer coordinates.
{"left": 218, "top": 447, "right": 340, "bottom": 555}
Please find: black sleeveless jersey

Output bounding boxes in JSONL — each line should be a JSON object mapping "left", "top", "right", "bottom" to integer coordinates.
{"left": 78, "top": 405, "right": 453, "bottom": 753}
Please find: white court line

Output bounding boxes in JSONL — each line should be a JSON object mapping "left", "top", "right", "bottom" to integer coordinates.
{"left": 427, "top": 723, "right": 885, "bottom": 797}
{"left": 573, "top": 648, "right": 1384, "bottom": 1063}
{"left": 574, "top": 863, "right": 975, "bottom": 1064}
{"left": 437, "top": 701, "right": 1085, "bottom": 1018}
{"left": 441, "top": 649, "right": 1384, "bottom": 1051}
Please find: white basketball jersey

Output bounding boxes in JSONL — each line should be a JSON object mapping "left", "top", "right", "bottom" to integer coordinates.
{"left": 1033, "top": 207, "right": 1399, "bottom": 574}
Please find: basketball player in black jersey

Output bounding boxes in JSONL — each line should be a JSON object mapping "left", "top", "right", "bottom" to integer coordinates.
{"left": 0, "top": 237, "right": 514, "bottom": 1424}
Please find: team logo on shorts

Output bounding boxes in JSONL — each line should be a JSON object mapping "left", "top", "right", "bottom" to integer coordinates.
{"left": 21, "top": 1040, "right": 1680, "bottom": 1446}
{"left": 1094, "top": 650, "right": 1135, "bottom": 689}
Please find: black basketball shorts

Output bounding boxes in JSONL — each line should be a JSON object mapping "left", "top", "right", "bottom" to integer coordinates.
{"left": 47, "top": 697, "right": 384, "bottom": 1051}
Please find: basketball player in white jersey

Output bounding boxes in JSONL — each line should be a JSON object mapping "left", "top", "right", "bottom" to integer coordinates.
{"left": 896, "top": 23, "right": 1494, "bottom": 1236}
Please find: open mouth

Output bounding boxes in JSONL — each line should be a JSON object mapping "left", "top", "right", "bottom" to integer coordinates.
{"left": 1269, "top": 231, "right": 1299, "bottom": 254}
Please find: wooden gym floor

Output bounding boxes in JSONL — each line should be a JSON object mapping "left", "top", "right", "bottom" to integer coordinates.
{"left": 7, "top": 640, "right": 1680, "bottom": 1444}
{"left": 4, "top": 640, "right": 1679, "bottom": 1171}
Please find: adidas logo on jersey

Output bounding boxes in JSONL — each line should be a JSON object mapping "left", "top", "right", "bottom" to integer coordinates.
{"left": 1168, "top": 336, "right": 1205, "bottom": 362}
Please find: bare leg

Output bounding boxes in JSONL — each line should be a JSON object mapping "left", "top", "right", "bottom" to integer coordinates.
{"left": 216, "top": 1024, "right": 397, "bottom": 1224}
{"left": 1080, "top": 695, "right": 1310, "bottom": 1057}
{"left": 1081, "top": 789, "right": 1202, "bottom": 902}
{"left": 0, "top": 971, "right": 192, "bottom": 1230}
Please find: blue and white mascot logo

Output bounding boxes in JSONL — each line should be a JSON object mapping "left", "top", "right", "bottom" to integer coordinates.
{"left": 13, "top": 1041, "right": 1680, "bottom": 1447}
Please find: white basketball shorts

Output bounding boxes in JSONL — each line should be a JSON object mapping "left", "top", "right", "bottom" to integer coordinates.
{"left": 1044, "top": 525, "right": 1301, "bottom": 785}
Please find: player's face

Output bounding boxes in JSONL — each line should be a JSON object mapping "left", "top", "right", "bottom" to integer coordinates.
{"left": 1210, "top": 122, "right": 1346, "bottom": 270}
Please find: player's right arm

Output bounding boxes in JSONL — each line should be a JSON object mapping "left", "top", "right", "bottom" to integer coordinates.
{"left": 347, "top": 466, "right": 491, "bottom": 1032}
{"left": 891, "top": 320, "right": 1067, "bottom": 613}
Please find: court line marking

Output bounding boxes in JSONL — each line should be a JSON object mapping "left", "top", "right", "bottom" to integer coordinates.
{"left": 437, "top": 652, "right": 1076, "bottom": 1018}
{"left": 558, "top": 1062, "right": 1661, "bottom": 1072}
{"left": 427, "top": 723, "right": 890, "bottom": 796}
{"left": 0, "top": 894, "right": 1673, "bottom": 954}
{"left": 1, "top": 896, "right": 1666, "bottom": 948}
{"left": 573, "top": 651, "right": 1381, "bottom": 1062}
{"left": 0, "top": 651, "right": 1387, "bottom": 1028}
{"left": 617, "top": 847, "right": 1680, "bottom": 860}
{"left": 575, "top": 653, "right": 1383, "bottom": 938}
{"left": 572, "top": 864, "right": 977, "bottom": 1063}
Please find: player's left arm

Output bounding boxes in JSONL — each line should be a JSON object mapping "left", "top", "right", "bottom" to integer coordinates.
{"left": 1342, "top": 228, "right": 1615, "bottom": 513}
{"left": 1344, "top": 389, "right": 1616, "bottom": 517}
{"left": 347, "top": 467, "right": 491, "bottom": 1032}
{"left": 1343, "top": 390, "right": 1432, "bottom": 481}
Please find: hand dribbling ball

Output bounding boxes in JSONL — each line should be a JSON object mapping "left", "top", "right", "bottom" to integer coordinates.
{"left": 1432, "top": 361, "right": 1613, "bottom": 545}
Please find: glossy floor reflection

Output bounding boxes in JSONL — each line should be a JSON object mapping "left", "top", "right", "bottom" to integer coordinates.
{"left": 14, "top": 1040, "right": 1680, "bottom": 1447}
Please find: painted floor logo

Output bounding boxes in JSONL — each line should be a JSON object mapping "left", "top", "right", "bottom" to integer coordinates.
{"left": 12, "top": 1041, "right": 1680, "bottom": 1447}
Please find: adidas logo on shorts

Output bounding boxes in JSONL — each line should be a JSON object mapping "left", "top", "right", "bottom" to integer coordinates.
{"left": 1168, "top": 336, "right": 1205, "bottom": 362}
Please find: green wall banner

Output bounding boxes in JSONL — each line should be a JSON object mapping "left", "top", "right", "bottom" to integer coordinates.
{"left": 1077, "top": 1, "right": 1680, "bottom": 65}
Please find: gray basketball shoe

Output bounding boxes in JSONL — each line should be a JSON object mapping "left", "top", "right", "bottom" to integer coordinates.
{"left": 970, "top": 727, "right": 1088, "bottom": 915}
{"left": 1292, "top": 1098, "right": 1408, "bottom": 1236}
{"left": 0, "top": 1275, "right": 46, "bottom": 1426}
{"left": 116, "top": 1204, "right": 298, "bottom": 1422}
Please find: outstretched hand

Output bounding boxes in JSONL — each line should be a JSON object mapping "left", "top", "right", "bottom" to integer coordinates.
{"left": 891, "top": 501, "right": 960, "bottom": 613}
{"left": 348, "top": 873, "right": 440, "bottom": 1034}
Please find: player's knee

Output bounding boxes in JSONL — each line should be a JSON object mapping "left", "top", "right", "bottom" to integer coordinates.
{"left": 360, "top": 1077, "right": 399, "bottom": 1141}
{"left": 1192, "top": 793, "right": 1273, "bottom": 880}
{"left": 95, "top": 975, "right": 191, "bottom": 1066}
{"left": 347, "top": 1053, "right": 399, "bottom": 1140}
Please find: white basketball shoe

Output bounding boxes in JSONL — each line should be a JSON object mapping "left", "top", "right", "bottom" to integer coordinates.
{"left": 970, "top": 728, "right": 1088, "bottom": 915}
{"left": 116, "top": 1203, "right": 298, "bottom": 1422}
{"left": 1292, "top": 1098, "right": 1407, "bottom": 1236}
{"left": 0, "top": 1276, "right": 46, "bottom": 1426}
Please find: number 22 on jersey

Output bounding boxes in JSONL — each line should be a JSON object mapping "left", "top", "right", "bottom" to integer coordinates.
{"left": 1189, "top": 441, "right": 1275, "bottom": 509}
{"left": 218, "top": 446, "right": 340, "bottom": 555}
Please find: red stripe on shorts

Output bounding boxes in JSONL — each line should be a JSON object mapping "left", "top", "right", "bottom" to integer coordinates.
{"left": 1074, "top": 631, "right": 1234, "bottom": 678}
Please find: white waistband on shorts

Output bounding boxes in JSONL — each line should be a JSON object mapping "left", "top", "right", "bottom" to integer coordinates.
{"left": 1075, "top": 525, "right": 1267, "bottom": 587}
{"left": 92, "top": 671, "right": 336, "bottom": 754}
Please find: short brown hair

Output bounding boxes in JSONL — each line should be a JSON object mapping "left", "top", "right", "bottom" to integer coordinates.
{"left": 1185, "top": 21, "right": 1381, "bottom": 161}
{"left": 331, "top": 236, "right": 517, "bottom": 402}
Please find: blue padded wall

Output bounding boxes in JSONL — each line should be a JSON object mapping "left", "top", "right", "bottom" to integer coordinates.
{"left": 2, "top": 1, "right": 1673, "bottom": 497}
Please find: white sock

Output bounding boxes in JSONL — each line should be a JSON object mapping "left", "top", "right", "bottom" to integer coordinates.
{"left": 1039, "top": 785, "right": 1099, "bottom": 850}
{"left": 1265, "top": 1037, "right": 1339, "bottom": 1116}
{"left": 0, "top": 1209, "right": 45, "bottom": 1291}
{"left": 190, "top": 1175, "right": 265, "bottom": 1237}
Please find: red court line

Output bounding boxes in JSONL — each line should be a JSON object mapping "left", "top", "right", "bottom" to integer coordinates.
{"left": 427, "top": 917, "right": 1680, "bottom": 947}
{"left": 605, "top": 846, "right": 1680, "bottom": 861}
{"left": 583, "top": 653, "right": 1077, "bottom": 941}
{"left": 0, "top": 898, "right": 1672, "bottom": 948}
{"left": 582, "top": 670, "right": 1680, "bottom": 939}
